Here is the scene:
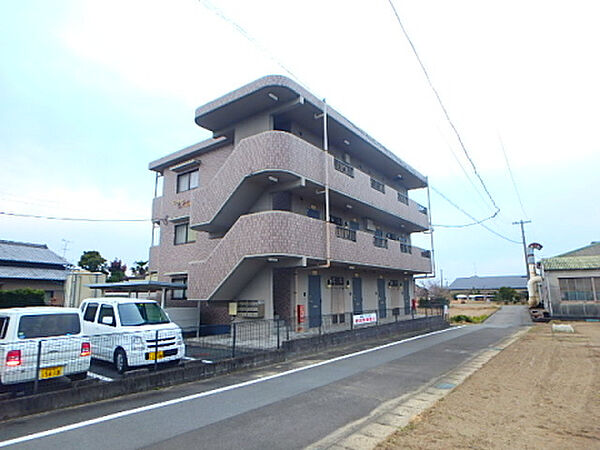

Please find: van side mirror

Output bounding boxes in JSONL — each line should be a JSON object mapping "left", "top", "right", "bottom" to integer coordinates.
{"left": 101, "top": 316, "right": 114, "bottom": 325}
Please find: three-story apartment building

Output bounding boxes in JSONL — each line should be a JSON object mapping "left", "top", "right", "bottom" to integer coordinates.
{"left": 148, "top": 76, "right": 432, "bottom": 326}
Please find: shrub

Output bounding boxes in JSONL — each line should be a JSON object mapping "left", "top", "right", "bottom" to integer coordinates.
{"left": 0, "top": 288, "right": 46, "bottom": 308}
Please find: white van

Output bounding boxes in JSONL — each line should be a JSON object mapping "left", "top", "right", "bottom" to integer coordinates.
{"left": 0, "top": 307, "right": 91, "bottom": 387}
{"left": 80, "top": 298, "right": 185, "bottom": 373}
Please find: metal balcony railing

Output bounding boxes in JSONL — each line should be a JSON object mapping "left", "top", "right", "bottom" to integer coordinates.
{"left": 397, "top": 191, "right": 409, "bottom": 205}
{"left": 373, "top": 236, "right": 389, "bottom": 249}
{"left": 334, "top": 158, "right": 354, "bottom": 178}
{"left": 370, "top": 178, "right": 385, "bottom": 193}
{"left": 335, "top": 226, "right": 357, "bottom": 242}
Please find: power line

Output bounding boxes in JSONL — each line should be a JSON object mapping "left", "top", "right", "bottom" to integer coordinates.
{"left": 430, "top": 187, "right": 521, "bottom": 244}
{"left": 387, "top": 0, "right": 500, "bottom": 215}
{"left": 499, "top": 136, "right": 529, "bottom": 219}
{"left": 0, "top": 211, "right": 149, "bottom": 223}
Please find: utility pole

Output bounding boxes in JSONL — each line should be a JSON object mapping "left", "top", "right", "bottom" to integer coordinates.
{"left": 512, "top": 220, "right": 531, "bottom": 279}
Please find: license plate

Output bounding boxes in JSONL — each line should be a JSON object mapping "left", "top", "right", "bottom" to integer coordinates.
{"left": 40, "top": 366, "right": 64, "bottom": 379}
{"left": 148, "top": 351, "right": 164, "bottom": 360}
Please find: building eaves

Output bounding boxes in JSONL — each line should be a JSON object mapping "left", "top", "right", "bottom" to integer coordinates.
{"left": 541, "top": 255, "right": 600, "bottom": 271}
{"left": 0, "top": 266, "right": 68, "bottom": 281}
{"left": 194, "top": 75, "right": 428, "bottom": 188}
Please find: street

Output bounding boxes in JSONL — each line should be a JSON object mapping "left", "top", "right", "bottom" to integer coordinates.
{"left": 0, "top": 306, "right": 530, "bottom": 449}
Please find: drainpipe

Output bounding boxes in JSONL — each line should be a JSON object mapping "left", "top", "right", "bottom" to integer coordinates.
{"left": 314, "top": 99, "right": 332, "bottom": 270}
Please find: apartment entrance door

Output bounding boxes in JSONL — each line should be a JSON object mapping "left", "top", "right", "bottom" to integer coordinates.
{"left": 352, "top": 277, "right": 363, "bottom": 314}
{"left": 377, "top": 279, "right": 387, "bottom": 318}
{"left": 403, "top": 281, "right": 411, "bottom": 314}
{"left": 308, "top": 275, "right": 322, "bottom": 328}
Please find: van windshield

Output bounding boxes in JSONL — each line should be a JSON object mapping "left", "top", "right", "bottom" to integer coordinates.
{"left": 18, "top": 314, "right": 81, "bottom": 339}
{"left": 118, "top": 303, "right": 170, "bottom": 326}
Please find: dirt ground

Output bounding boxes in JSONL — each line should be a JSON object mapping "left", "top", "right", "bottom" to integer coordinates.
{"left": 378, "top": 322, "right": 600, "bottom": 449}
{"left": 449, "top": 301, "right": 500, "bottom": 319}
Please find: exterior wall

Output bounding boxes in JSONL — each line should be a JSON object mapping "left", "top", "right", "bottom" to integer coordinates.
{"left": 234, "top": 112, "right": 272, "bottom": 146}
{"left": 0, "top": 279, "right": 65, "bottom": 305}
{"left": 543, "top": 269, "right": 600, "bottom": 317}
{"left": 234, "top": 266, "right": 273, "bottom": 319}
{"left": 64, "top": 271, "right": 106, "bottom": 308}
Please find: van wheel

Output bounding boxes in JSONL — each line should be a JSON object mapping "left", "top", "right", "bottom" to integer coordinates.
{"left": 114, "top": 349, "right": 128, "bottom": 374}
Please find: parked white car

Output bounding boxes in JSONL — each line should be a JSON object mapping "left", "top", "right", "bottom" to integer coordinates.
{"left": 80, "top": 298, "right": 185, "bottom": 373}
{"left": 0, "top": 307, "right": 91, "bottom": 387}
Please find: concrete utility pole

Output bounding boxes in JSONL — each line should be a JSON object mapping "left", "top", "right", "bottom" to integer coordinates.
{"left": 512, "top": 220, "right": 531, "bottom": 280}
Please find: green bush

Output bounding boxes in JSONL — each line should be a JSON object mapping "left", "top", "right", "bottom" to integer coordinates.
{"left": 450, "top": 314, "right": 490, "bottom": 324}
{"left": 0, "top": 288, "right": 46, "bottom": 308}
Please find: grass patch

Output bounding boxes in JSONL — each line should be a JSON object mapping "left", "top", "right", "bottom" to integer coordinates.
{"left": 450, "top": 314, "right": 490, "bottom": 324}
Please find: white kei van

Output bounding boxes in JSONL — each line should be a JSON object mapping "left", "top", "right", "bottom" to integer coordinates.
{"left": 0, "top": 307, "right": 91, "bottom": 387}
{"left": 80, "top": 298, "right": 185, "bottom": 373}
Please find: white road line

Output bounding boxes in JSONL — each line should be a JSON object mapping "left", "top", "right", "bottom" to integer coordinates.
{"left": 182, "top": 356, "right": 196, "bottom": 361}
{"left": 86, "top": 372, "right": 114, "bottom": 382}
{"left": 0, "top": 326, "right": 463, "bottom": 448}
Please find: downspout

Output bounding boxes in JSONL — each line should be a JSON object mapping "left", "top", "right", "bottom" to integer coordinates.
{"left": 313, "top": 99, "right": 332, "bottom": 270}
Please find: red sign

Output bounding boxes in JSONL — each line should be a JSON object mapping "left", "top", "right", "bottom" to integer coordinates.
{"left": 297, "top": 305, "right": 305, "bottom": 323}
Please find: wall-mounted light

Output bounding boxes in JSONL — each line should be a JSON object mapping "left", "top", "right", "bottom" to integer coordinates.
{"left": 268, "top": 92, "right": 279, "bottom": 101}
{"left": 343, "top": 139, "right": 350, "bottom": 146}
{"left": 268, "top": 176, "right": 279, "bottom": 183}
{"left": 348, "top": 266, "right": 355, "bottom": 270}
{"left": 267, "top": 257, "right": 279, "bottom": 263}
{"left": 345, "top": 204, "right": 353, "bottom": 209}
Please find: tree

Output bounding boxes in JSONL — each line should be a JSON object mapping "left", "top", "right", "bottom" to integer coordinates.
{"left": 0, "top": 289, "right": 45, "bottom": 308}
{"left": 495, "top": 287, "right": 518, "bottom": 303}
{"left": 107, "top": 259, "right": 127, "bottom": 282}
{"left": 131, "top": 260, "right": 148, "bottom": 278}
{"left": 78, "top": 250, "right": 107, "bottom": 273}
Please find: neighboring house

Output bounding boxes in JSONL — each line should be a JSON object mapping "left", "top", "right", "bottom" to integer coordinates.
{"left": 449, "top": 275, "right": 528, "bottom": 300}
{"left": 63, "top": 269, "right": 107, "bottom": 308}
{"left": 0, "top": 240, "right": 69, "bottom": 305}
{"left": 541, "top": 242, "right": 600, "bottom": 318}
{"left": 148, "top": 75, "right": 433, "bottom": 325}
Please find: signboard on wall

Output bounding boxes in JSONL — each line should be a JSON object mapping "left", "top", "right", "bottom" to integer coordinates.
{"left": 352, "top": 312, "right": 377, "bottom": 326}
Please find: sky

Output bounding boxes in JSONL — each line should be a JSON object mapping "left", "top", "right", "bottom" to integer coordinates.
{"left": 1, "top": 0, "right": 599, "bottom": 284}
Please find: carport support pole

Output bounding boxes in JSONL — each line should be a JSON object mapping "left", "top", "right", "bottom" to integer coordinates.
{"left": 33, "top": 340, "right": 42, "bottom": 393}
{"left": 232, "top": 323, "right": 237, "bottom": 358}
{"left": 160, "top": 288, "right": 166, "bottom": 308}
{"left": 154, "top": 329, "right": 159, "bottom": 371}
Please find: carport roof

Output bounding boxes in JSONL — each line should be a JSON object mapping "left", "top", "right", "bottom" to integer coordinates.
{"left": 87, "top": 281, "right": 186, "bottom": 291}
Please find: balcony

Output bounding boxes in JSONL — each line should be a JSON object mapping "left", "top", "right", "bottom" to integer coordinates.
{"left": 188, "top": 131, "right": 429, "bottom": 233}
{"left": 187, "top": 211, "right": 432, "bottom": 300}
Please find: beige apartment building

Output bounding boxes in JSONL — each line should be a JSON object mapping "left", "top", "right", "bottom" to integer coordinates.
{"left": 148, "top": 76, "right": 433, "bottom": 326}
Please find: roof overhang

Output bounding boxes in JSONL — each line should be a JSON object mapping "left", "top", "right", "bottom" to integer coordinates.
{"left": 87, "top": 281, "right": 186, "bottom": 292}
{"left": 194, "top": 75, "right": 428, "bottom": 189}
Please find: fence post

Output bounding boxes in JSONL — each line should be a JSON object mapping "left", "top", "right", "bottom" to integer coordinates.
{"left": 33, "top": 340, "right": 42, "bottom": 394}
{"left": 232, "top": 322, "right": 237, "bottom": 358}
{"left": 276, "top": 319, "right": 281, "bottom": 349}
{"left": 154, "top": 329, "right": 159, "bottom": 371}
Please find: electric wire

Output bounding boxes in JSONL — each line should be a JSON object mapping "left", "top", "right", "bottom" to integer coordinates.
{"left": 429, "top": 187, "right": 521, "bottom": 244}
{"left": 498, "top": 135, "right": 529, "bottom": 220}
{"left": 387, "top": 0, "right": 500, "bottom": 215}
{"left": 0, "top": 211, "right": 149, "bottom": 222}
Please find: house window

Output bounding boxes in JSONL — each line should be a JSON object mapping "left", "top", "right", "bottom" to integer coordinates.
{"left": 176, "top": 169, "right": 199, "bottom": 193}
{"left": 171, "top": 276, "right": 187, "bottom": 300}
{"left": 559, "top": 277, "right": 597, "bottom": 301}
{"left": 174, "top": 222, "right": 195, "bottom": 245}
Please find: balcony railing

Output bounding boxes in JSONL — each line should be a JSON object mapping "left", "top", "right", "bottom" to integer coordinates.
{"left": 417, "top": 203, "right": 428, "bottom": 214}
{"left": 334, "top": 158, "right": 354, "bottom": 178}
{"left": 370, "top": 178, "right": 385, "bottom": 193}
{"left": 335, "top": 226, "right": 356, "bottom": 242}
{"left": 397, "top": 191, "right": 409, "bottom": 205}
{"left": 373, "top": 236, "right": 388, "bottom": 249}
{"left": 400, "top": 243, "right": 412, "bottom": 254}
{"left": 421, "top": 249, "right": 431, "bottom": 258}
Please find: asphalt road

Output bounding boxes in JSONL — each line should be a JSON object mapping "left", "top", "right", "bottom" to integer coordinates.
{"left": 0, "top": 306, "right": 530, "bottom": 450}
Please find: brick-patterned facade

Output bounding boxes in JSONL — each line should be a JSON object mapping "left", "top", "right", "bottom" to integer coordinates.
{"left": 148, "top": 76, "right": 433, "bottom": 323}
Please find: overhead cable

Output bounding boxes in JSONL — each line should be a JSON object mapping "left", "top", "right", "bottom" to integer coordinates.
{"left": 387, "top": 0, "right": 500, "bottom": 215}
{"left": 498, "top": 136, "right": 529, "bottom": 220}
{"left": 429, "top": 187, "right": 520, "bottom": 244}
{"left": 0, "top": 211, "right": 149, "bottom": 223}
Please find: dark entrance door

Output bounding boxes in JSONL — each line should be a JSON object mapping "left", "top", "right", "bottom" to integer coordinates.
{"left": 352, "top": 277, "right": 363, "bottom": 314}
{"left": 308, "top": 275, "right": 322, "bottom": 328}
{"left": 403, "top": 281, "right": 411, "bottom": 314}
{"left": 378, "top": 279, "right": 387, "bottom": 318}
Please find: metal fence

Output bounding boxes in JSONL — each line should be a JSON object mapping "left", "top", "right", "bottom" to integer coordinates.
{"left": 183, "top": 307, "right": 444, "bottom": 362}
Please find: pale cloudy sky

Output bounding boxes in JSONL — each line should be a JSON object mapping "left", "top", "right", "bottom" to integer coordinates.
{"left": 1, "top": 0, "right": 598, "bottom": 284}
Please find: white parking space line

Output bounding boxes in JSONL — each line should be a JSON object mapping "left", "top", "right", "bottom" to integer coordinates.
{"left": 182, "top": 356, "right": 196, "bottom": 361}
{"left": 86, "top": 372, "right": 114, "bottom": 382}
{"left": 0, "top": 326, "right": 463, "bottom": 448}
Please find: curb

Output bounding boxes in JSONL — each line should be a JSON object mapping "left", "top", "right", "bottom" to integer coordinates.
{"left": 307, "top": 325, "right": 531, "bottom": 449}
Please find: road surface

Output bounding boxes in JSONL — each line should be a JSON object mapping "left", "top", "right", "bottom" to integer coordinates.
{"left": 0, "top": 306, "right": 530, "bottom": 449}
